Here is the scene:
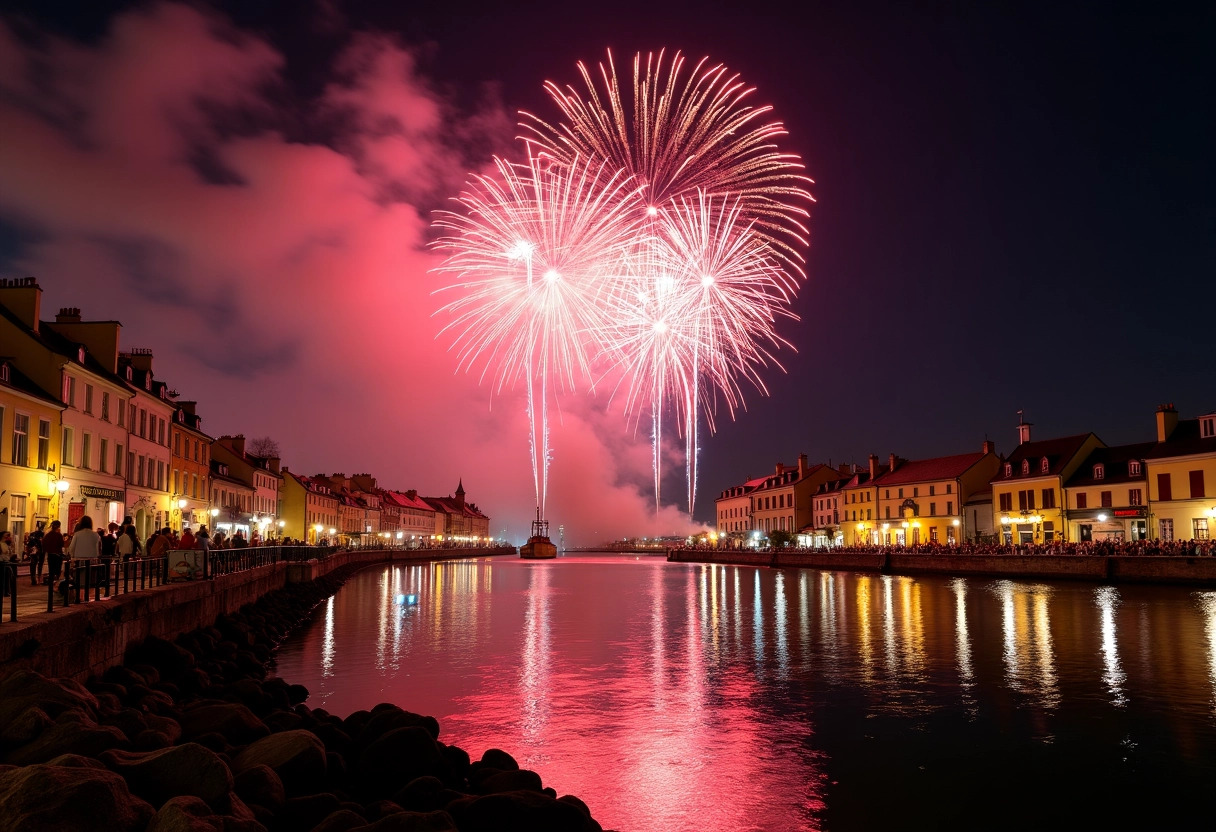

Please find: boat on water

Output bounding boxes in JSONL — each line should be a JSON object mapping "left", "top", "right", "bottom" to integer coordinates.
{"left": 520, "top": 514, "right": 557, "bottom": 559}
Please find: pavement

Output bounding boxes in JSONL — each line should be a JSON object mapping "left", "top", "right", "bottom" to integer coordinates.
{"left": 0, "top": 560, "right": 168, "bottom": 634}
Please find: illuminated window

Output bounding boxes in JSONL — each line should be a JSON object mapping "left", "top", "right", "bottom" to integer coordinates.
{"left": 1195, "top": 519, "right": 1210, "bottom": 540}
{"left": 1004, "top": 463, "right": 1012, "bottom": 478}
{"left": 1021, "top": 460, "right": 1030, "bottom": 475}
{"left": 1093, "top": 464, "right": 1104, "bottom": 480}
{"left": 1129, "top": 460, "right": 1141, "bottom": 476}
{"left": 1129, "top": 489, "right": 1143, "bottom": 506}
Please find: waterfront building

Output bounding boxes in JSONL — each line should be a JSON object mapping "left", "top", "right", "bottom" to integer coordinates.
{"left": 1145, "top": 404, "right": 1216, "bottom": 541}
{"left": 208, "top": 458, "right": 256, "bottom": 541}
{"left": 989, "top": 418, "right": 1102, "bottom": 544}
{"left": 1063, "top": 442, "right": 1155, "bottom": 541}
{"left": 118, "top": 350, "right": 176, "bottom": 540}
{"left": 324, "top": 474, "right": 381, "bottom": 543}
{"left": 871, "top": 442, "right": 1000, "bottom": 546}
{"left": 213, "top": 435, "right": 283, "bottom": 542}
{"left": 841, "top": 456, "right": 889, "bottom": 546}
{"left": 378, "top": 488, "right": 404, "bottom": 542}
{"left": 809, "top": 475, "right": 849, "bottom": 547}
{"left": 170, "top": 401, "right": 211, "bottom": 532}
{"left": 0, "top": 359, "right": 65, "bottom": 546}
{"left": 280, "top": 469, "right": 339, "bottom": 543}
{"left": 0, "top": 283, "right": 132, "bottom": 530}
{"left": 962, "top": 486, "right": 995, "bottom": 542}
{"left": 394, "top": 489, "right": 440, "bottom": 546}
{"left": 424, "top": 480, "right": 490, "bottom": 544}
{"left": 748, "top": 455, "right": 838, "bottom": 543}
{"left": 715, "top": 475, "right": 765, "bottom": 544}
{"left": 349, "top": 474, "right": 383, "bottom": 538}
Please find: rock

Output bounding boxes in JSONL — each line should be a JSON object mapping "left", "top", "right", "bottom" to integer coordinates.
{"left": 134, "top": 729, "right": 174, "bottom": 750}
{"left": 0, "top": 706, "right": 51, "bottom": 748}
{"left": 264, "top": 710, "right": 304, "bottom": 733}
{"left": 126, "top": 635, "right": 196, "bottom": 680}
{"left": 100, "top": 706, "right": 149, "bottom": 742}
{"left": 479, "top": 749, "right": 518, "bottom": 771}
{"left": 439, "top": 745, "right": 469, "bottom": 783}
{"left": 231, "top": 729, "right": 327, "bottom": 796}
{"left": 287, "top": 684, "right": 309, "bottom": 705}
{"left": 180, "top": 703, "right": 270, "bottom": 745}
{"left": 0, "top": 761, "right": 155, "bottom": 832}
{"left": 355, "top": 727, "right": 453, "bottom": 800}
{"left": 313, "top": 723, "right": 353, "bottom": 756}
{"left": 279, "top": 793, "right": 342, "bottom": 829}
{"left": 146, "top": 712, "right": 184, "bottom": 743}
{"left": 364, "top": 800, "right": 405, "bottom": 821}
{"left": 146, "top": 794, "right": 267, "bottom": 832}
{"left": 351, "top": 811, "right": 459, "bottom": 832}
{"left": 476, "top": 769, "right": 544, "bottom": 795}
{"left": 233, "top": 764, "right": 285, "bottom": 811}
{"left": 45, "top": 753, "right": 108, "bottom": 769}
{"left": 99, "top": 742, "right": 235, "bottom": 812}
{"left": 0, "top": 670, "right": 99, "bottom": 724}
{"left": 356, "top": 707, "right": 440, "bottom": 750}
{"left": 446, "top": 791, "right": 603, "bottom": 832}
{"left": 4, "top": 707, "right": 127, "bottom": 765}
{"left": 313, "top": 810, "right": 368, "bottom": 832}
{"left": 393, "top": 777, "right": 465, "bottom": 813}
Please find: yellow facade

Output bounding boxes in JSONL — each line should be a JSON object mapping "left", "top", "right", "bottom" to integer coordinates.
{"left": 990, "top": 433, "right": 1103, "bottom": 544}
{"left": 841, "top": 470, "right": 880, "bottom": 546}
{"left": 1144, "top": 407, "right": 1216, "bottom": 542}
{"left": 0, "top": 361, "right": 65, "bottom": 547}
{"left": 873, "top": 450, "right": 999, "bottom": 546}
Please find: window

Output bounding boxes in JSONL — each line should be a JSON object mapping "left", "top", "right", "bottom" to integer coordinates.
{"left": 37, "top": 419, "right": 50, "bottom": 469}
{"left": 930, "top": 527, "right": 938, "bottom": 543}
{"left": 898, "top": 488, "right": 904, "bottom": 498}
{"left": 885, "top": 489, "right": 890, "bottom": 499}
{"left": 11, "top": 413, "right": 28, "bottom": 467}
{"left": 1040, "top": 457, "right": 1049, "bottom": 474}
{"left": 913, "top": 487, "right": 919, "bottom": 497}
{"left": 946, "top": 500, "right": 953, "bottom": 515}
{"left": 1202, "top": 417, "right": 1216, "bottom": 439}
{"left": 999, "top": 493, "right": 1012, "bottom": 512}
{"left": 81, "top": 432, "right": 92, "bottom": 470}
{"left": 192, "top": 473, "right": 198, "bottom": 499}
{"left": 1004, "top": 463, "right": 1012, "bottom": 478}
{"left": 174, "top": 469, "right": 180, "bottom": 494}
{"left": 866, "top": 509, "right": 872, "bottom": 520}
{"left": 63, "top": 375, "right": 76, "bottom": 406}
{"left": 101, "top": 391, "right": 109, "bottom": 421}
{"left": 174, "top": 433, "right": 181, "bottom": 456}
{"left": 1024, "top": 490, "right": 1036, "bottom": 510}
{"left": 1076, "top": 493, "right": 1088, "bottom": 509}
{"left": 1158, "top": 473, "right": 1172, "bottom": 501}
{"left": 100, "top": 438, "right": 109, "bottom": 473}
{"left": 1196, "top": 519, "right": 1210, "bottom": 541}
{"left": 139, "top": 409, "right": 147, "bottom": 438}
{"left": 946, "top": 483, "right": 953, "bottom": 494}
{"left": 885, "top": 506, "right": 891, "bottom": 519}
{"left": 1189, "top": 470, "right": 1206, "bottom": 499}
{"left": 62, "top": 426, "right": 74, "bottom": 466}
{"left": 929, "top": 502, "right": 936, "bottom": 516}
{"left": 1021, "top": 460, "right": 1030, "bottom": 475}
{"left": 1093, "top": 464, "right": 1104, "bottom": 480}
{"left": 1041, "top": 490, "right": 1055, "bottom": 509}
{"left": 1129, "top": 489, "right": 1143, "bottom": 506}
{"left": 1100, "top": 490, "right": 1112, "bottom": 508}
{"left": 1129, "top": 460, "right": 1141, "bottom": 476}
{"left": 116, "top": 444, "right": 124, "bottom": 477}
{"left": 10, "top": 494, "right": 26, "bottom": 549}
{"left": 158, "top": 419, "right": 166, "bottom": 446}
{"left": 118, "top": 401, "right": 126, "bottom": 427}
{"left": 136, "top": 454, "right": 144, "bottom": 486}
{"left": 1159, "top": 519, "right": 1173, "bottom": 541}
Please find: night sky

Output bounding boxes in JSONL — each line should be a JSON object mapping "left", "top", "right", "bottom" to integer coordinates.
{"left": 1, "top": 1, "right": 1212, "bottom": 541}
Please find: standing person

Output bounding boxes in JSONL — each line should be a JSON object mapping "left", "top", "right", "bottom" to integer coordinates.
{"left": 64, "top": 516, "right": 101, "bottom": 600}
{"left": 149, "top": 528, "right": 172, "bottom": 559}
{"left": 196, "top": 525, "right": 211, "bottom": 578}
{"left": 43, "top": 520, "right": 66, "bottom": 588}
{"left": 117, "top": 524, "right": 140, "bottom": 561}
{"left": 144, "top": 528, "right": 159, "bottom": 558}
{"left": 179, "top": 526, "right": 196, "bottom": 550}
{"left": 26, "top": 521, "right": 45, "bottom": 585}
{"left": 99, "top": 523, "right": 118, "bottom": 594}
{"left": 0, "top": 531, "right": 17, "bottom": 598}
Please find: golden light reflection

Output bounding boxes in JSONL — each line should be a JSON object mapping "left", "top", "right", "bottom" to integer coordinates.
{"left": 774, "top": 571, "right": 789, "bottom": 678}
{"left": 951, "top": 579, "right": 974, "bottom": 691}
{"left": 995, "top": 580, "right": 1059, "bottom": 710}
{"left": 520, "top": 562, "right": 551, "bottom": 744}
{"left": 856, "top": 576, "right": 874, "bottom": 683}
{"left": 1095, "top": 586, "right": 1127, "bottom": 707}
{"left": 321, "top": 595, "right": 335, "bottom": 679}
{"left": 1200, "top": 591, "right": 1216, "bottom": 716}
{"left": 753, "top": 569, "right": 765, "bottom": 666}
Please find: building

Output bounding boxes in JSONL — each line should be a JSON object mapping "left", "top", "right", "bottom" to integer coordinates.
{"left": 424, "top": 481, "right": 490, "bottom": 544}
{"left": 0, "top": 282, "right": 131, "bottom": 531}
{"left": 990, "top": 417, "right": 1102, "bottom": 544}
{"left": 747, "top": 455, "right": 839, "bottom": 543}
{"left": 117, "top": 350, "right": 176, "bottom": 540}
{"left": 1063, "top": 442, "right": 1155, "bottom": 542}
{"left": 0, "top": 359, "right": 64, "bottom": 546}
{"left": 170, "top": 400, "right": 211, "bottom": 532}
{"left": 871, "top": 442, "right": 1000, "bottom": 546}
{"left": 810, "top": 475, "right": 849, "bottom": 547}
{"left": 394, "top": 490, "right": 439, "bottom": 546}
{"left": 962, "top": 486, "right": 995, "bottom": 542}
{"left": 280, "top": 469, "right": 339, "bottom": 543}
{"left": 1145, "top": 404, "right": 1216, "bottom": 541}
{"left": 715, "top": 476, "right": 765, "bottom": 543}
{"left": 841, "top": 456, "right": 889, "bottom": 545}
{"left": 209, "top": 458, "right": 256, "bottom": 541}
{"left": 213, "top": 435, "right": 283, "bottom": 542}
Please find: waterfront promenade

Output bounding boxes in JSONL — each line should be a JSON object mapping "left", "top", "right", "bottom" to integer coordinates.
{"left": 669, "top": 540, "right": 1216, "bottom": 587}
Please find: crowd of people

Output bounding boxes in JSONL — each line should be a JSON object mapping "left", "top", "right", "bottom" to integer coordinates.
{"left": 681, "top": 538, "right": 1215, "bottom": 557}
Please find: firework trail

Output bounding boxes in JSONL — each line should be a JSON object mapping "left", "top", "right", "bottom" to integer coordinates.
{"left": 432, "top": 151, "right": 643, "bottom": 518}
{"left": 523, "top": 50, "right": 812, "bottom": 516}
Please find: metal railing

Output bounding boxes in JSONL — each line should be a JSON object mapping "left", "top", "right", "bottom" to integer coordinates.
{"left": 0, "top": 545, "right": 342, "bottom": 624}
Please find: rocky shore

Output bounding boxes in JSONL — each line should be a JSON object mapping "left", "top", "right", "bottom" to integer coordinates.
{"left": 0, "top": 564, "right": 607, "bottom": 832}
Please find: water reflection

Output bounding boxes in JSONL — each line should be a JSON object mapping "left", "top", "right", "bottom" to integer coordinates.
{"left": 273, "top": 557, "right": 1216, "bottom": 832}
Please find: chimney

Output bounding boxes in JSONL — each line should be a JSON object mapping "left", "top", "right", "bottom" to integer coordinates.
{"left": 798, "top": 453, "right": 808, "bottom": 476}
{"left": 775, "top": 462, "right": 785, "bottom": 476}
{"left": 406, "top": 490, "right": 418, "bottom": 500}
{"left": 868, "top": 454, "right": 878, "bottom": 480}
{"left": 1156, "top": 403, "right": 1179, "bottom": 443}
{"left": 1016, "top": 410, "right": 1032, "bottom": 445}
{"left": 122, "top": 347, "right": 154, "bottom": 373}
{"left": 55, "top": 307, "right": 81, "bottom": 323}
{"left": 888, "top": 453, "right": 898, "bottom": 473}
{"left": 50, "top": 316, "right": 123, "bottom": 374}
{"left": 0, "top": 277, "right": 42, "bottom": 334}
{"left": 982, "top": 439, "right": 995, "bottom": 455}
{"left": 267, "top": 457, "right": 281, "bottom": 475}
{"left": 221, "top": 434, "right": 246, "bottom": 457}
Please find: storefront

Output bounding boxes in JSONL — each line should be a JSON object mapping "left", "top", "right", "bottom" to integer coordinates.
{"left": 73, "top": 484, "right": 125, "bottom": 530}
{"left": 1070, "top": 507, "right": 1148, "bottom": 542}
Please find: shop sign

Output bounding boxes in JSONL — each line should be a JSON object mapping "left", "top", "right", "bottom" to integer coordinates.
{"left": 80, "top": 485, "right": 124, "bottom": 501}
{"left": 1113, "top": 508, "right": 1146, "bottom": 518}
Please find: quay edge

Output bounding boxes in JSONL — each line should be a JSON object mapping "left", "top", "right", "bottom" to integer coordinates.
{"left": 666, "top": 548, "right": 1216, "bottom": 587}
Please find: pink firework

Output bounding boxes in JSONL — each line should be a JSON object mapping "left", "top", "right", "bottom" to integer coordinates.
{"left": 432, "top": 150, "right": 643, "bottom": 517}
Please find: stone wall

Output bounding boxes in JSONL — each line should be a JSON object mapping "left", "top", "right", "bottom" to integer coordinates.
{"left": 0, "top": 548, "right": 510, "bottom": 683}
{"left": 667, "top": 548, "right": 1216, "bottom": 587}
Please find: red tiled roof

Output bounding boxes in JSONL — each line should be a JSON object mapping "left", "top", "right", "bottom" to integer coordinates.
{"left": 873, "top": 452, "right": 987, "bottom": 486}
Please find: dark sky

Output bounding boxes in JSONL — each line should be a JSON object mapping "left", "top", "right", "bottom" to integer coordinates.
{"left": 1, "top": 0, "right": 1212, "bottom": 534}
